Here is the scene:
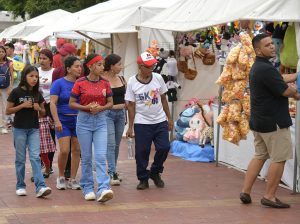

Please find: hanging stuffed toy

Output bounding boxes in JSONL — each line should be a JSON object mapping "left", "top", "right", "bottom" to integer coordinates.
{"left": 153, "top": 48, "right": 168, "bottom": 74}
{"left": 166, "top": 79, "right": 181, "bottom": 102}
{"left": 252, "top": 21, "right": 264, "bottom": 36}
{"left": 280, "top": 23, "right": 298, "bottom": 70}
{"left": 146, "top": 40, "right": 159, "bottom": 58}
{"left": 272, "top": 22, "right": 288, "bottom": 69}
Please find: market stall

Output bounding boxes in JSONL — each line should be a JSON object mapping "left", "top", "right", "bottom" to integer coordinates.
{"left": 139, "top": 0, "right": 300, "bottom": 190}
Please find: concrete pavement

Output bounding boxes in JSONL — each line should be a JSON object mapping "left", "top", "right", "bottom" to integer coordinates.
{"left": 0, "top": 132, "right": 300, "bottom": 224}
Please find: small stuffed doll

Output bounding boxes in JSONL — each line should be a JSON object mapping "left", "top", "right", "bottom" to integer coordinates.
{"left": 183, "top": 112, "right": 206, "bottom": 144}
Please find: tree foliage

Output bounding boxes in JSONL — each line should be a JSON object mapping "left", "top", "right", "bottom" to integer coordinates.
{"left": 0, "top": 0, "right": 107, "bottom": 20}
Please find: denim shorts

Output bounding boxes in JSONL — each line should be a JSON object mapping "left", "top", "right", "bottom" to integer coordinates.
{"left": 55, "top": 114, "right": 77, "bottom": 139}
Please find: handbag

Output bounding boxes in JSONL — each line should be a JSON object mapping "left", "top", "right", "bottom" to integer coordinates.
{"left": 194, "top": 47, "right": 207, "bottom": 59}
{"left": 184, "top": 54, "right": 197, "bottom": 80}
{"left": 202, "top": 43, "right": 216, "bottom": 65}
{"left": 177, "top": 58, "right": 188, "bottom": 73}
{"left": 280, "top": 23, "right": 297, "bottom": 69}
{"left": 179, "top": 44, "right": 193, "bottom": 57}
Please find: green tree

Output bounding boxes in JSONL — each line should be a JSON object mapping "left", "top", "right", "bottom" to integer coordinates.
{"left": 0, "top": 0, "right": 107, "bottom": 20}
{"left": 0, "top": 0, "right": 27, "bottom": 20}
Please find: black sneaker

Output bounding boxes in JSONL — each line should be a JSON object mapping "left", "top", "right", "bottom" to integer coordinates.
{"left": 110, "top": 173, "right": 121, "bottom": 186}
{"left": 115, "top": 172, "right": 122, "bottom": 182}
{"left": 136, "top": 180, "right": 149, "bottom": 190}
{"left": 149, "top": 172, "right": 165, "bottom": 188}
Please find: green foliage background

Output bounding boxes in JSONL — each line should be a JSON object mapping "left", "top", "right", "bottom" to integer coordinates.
{"left": 0, "top": 0, "right": 106, "bottom": 20}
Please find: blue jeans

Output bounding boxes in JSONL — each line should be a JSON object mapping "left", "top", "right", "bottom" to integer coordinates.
{"left": 134, "top": 121, "right": 170, "bottom": 181}
{"left": 76, "top": 111, "right": 110, "bottom": 197}
{"left": 107, "top": 109, "right": 125, "bottom": 175}
{"left": 13, "top": 128, "right": 47, "bottom": 192}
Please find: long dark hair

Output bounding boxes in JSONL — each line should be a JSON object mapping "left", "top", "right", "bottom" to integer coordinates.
{"left": 83, "top": 53, "right": 99, "bottom": 76}
{"left": 0, "top": 46, "right": 8, "bottom": 61}
{"left": 104, "top": 53, "right": 121, "bottom": 71}
{"left": 64, "top": 56, "right": 80, "bottom": 76}
{"left": 18, "top": 65, "right": 40, "bottom": 96}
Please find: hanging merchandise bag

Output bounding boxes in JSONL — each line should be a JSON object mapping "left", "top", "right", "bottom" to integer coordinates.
{"left": 177, "top": 58, "right": 188, "bottom": 73}
{"left": 184, "top": 53, "right": 198, "bottom": 80}
{"left": 0, "top": 61, "right": 10, "bottom": 89}
{"left": 202, "top": 43, "right": 216, "bottom": 65}
{"left": 280, "top": 23, "right": 298, "bottom": 69}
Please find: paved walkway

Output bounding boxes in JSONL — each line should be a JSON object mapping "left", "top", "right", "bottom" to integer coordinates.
{"left": 0, "top": 132, "right": 300, "bottom": 224}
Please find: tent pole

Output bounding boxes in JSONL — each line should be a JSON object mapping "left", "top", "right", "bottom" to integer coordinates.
{"left": 75, "top": 31, "right": 111, "bottom": 50}
{"left": 293, "top": 22, "right": 300, "bottom": 193}
{"left": 293, "top": 91, "right": 300, "bottom": 193}
{"left": 170, "top": 101, "right": 175, "bottom": 141}
{"left": 215, "top": 49, "right": 226, "bottom": 167}
{"left": 215, "top": 77, "right": 223, "bottom": 167}
{"left": 292, "top": 145, "right": 298, "bottom": 193}
{"left": 111, "top": 33, "right": 114, "bottom": 53}
{"left": 85, "top": 38, "right": 89, "bottom": 56}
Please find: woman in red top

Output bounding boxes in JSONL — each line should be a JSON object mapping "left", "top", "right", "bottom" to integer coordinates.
{"left": 69, "top": 54, "right": 114, "bottom": 203}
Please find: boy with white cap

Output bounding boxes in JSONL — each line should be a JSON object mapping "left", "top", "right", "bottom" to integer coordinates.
{"left": 125, "top": 52, "right": 173, "bottom": 190}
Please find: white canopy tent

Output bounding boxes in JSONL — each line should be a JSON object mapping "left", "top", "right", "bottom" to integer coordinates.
{"left": 139, "top": 0, "right": 300, "bottom": 190}
{"left": 53, "top": 0, "right": 181, "bottom": 80}
{"left": 0, "top": 9, "right": 109, "bottom": 41}
{"left": 140, "top": 0, "right": 300, "bottom": 81}
{"left": 140, "top": 0, "right": 300, "bottom": 31}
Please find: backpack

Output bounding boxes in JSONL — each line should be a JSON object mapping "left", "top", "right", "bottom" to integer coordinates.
{"left": 0, "top": 61, "right": 11, "bottom": 89}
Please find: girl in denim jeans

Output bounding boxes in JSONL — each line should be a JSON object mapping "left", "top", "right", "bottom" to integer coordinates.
{"left": 6, "top": 65, "right": 52, "bottom": 198}
{"left": 101, "top": 53, "right": 126, "bottom": 186}
{"left": 69, "top": 54, "right": 113, "bottom": 203}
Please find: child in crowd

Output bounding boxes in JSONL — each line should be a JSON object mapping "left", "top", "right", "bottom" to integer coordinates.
{"left": 39, "top": 113, "right": 56, "bottom": 178}
{"left": 6, "top": 65, "right": 51, "bottom": 198}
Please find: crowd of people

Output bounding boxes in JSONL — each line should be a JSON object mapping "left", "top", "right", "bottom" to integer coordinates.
{"left": 1, "top": 34, "right": 298, "bottom": 208}
{"left": 0, "top": 40, "right": 172, "bottom": 203}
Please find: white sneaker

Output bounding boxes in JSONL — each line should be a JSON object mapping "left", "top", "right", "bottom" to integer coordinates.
{"left": 16, "top": 188, "right": 27, "bottom": 196}
{"left": 84, "top": 192, "right": 96, "bottom": 201}
{"left": 97, "top": 189, "right": 113, "bottom": 203}
{"left": 36, "top": 187, "right": 51, "bottom": 198}
{"left": 67, "top": 179, "right": 81, "bottom": 190}
{"left": 56, "top": 177, "right": 66, "bottom": 190}
{"left": 1, "top": 128, "right": 8, "bottom": 134}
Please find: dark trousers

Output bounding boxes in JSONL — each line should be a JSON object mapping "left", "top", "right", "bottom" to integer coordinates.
{"left": 134, "top": 121, "right": 170, "bottom": 181}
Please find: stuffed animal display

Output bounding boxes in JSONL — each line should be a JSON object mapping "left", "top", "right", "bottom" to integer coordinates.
{"left": 175, "top": 101, "right": 214, "bottom": 147}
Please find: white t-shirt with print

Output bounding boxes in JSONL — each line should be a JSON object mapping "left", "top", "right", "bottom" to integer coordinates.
{"left": 38, "top": 67, "right": 54, "bottom": 103}
{"left": 125, "top": 72, "right": 168, "bottom": 124}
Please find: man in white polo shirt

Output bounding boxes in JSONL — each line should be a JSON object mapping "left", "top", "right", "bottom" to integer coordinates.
{"left": 125, "top": 52, "right": 173, "bottom": 190}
